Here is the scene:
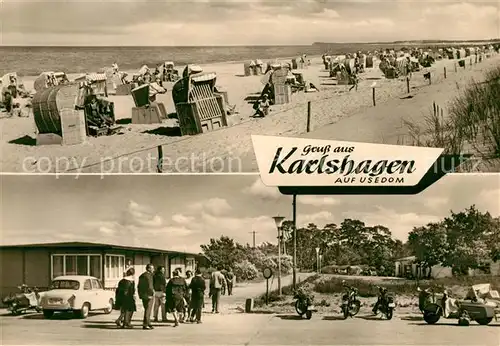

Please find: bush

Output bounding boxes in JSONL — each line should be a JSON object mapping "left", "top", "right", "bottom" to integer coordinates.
{"left": 313, "top": 275, "right": 500, "bottom": 297}
{"left": 267, "top": 255, "right": 293, "bottom": 275}
{"left": 246, "top": 249, "right": 276, "bottom": 272}
{"left": 234, "top": 260, "right": 259, "bottom": 281}
{"left": 254, "top": 274, "right": 320, "bottom": 307}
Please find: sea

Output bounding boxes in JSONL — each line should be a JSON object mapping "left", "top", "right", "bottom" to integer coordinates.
{"left": 0, "top": 45, "right": 323, "bottom": 76}
{"left": 0, "top": 43, "right": 401, "bottom": 76}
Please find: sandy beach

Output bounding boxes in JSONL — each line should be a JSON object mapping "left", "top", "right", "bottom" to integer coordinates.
{"left": 1, "top": 53, "right": 499, "bottom": 173}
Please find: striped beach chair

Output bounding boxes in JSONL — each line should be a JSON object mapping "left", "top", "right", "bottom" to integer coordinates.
{"left": 172, "top": 72, "right": 228, "bottom": 136}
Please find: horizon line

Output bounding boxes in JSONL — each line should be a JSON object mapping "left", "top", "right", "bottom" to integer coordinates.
{"left": 1, "top": 38, "right": 500, "bottom": 48}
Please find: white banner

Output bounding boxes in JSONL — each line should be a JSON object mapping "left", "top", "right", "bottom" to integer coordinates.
{"left": 252, "top": 135, "right": 444, "bottom": 187}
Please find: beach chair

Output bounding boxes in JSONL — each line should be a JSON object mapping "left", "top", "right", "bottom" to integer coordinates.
{"left": 254, "top": 60, "right": 264, "bottom": 75}
{"left": 130, "top": 83, "right": 166, "bottom": 124}
{"left": 365, "top": 56, "right": 374, "bottom": 68}
{"left": 74, "top": 73, "right": 108, "bottom": 97}
{"left": 271, "top": 68, "right": 292, "bottom": 105}
{"left": 31, "top": 83, "right": 88, "bottom": 145}
{"left": 172, "top": 72, "right": 228, "bottom": 136}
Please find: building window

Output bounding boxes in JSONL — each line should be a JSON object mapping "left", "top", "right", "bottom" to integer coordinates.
{"left": 51, "top": 254, "right": 102, "bottom": 280}
{"left": 105, "top": 255, "right": 125, "bottom": 280}
{"left": 186, "top": 258, "right": 195, "bottom": 271}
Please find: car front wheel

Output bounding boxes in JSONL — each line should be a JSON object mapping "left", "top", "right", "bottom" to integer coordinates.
{"left": 104, "top": 299, "right": 113, "bottom": 314}
{"left": 75, "top": 303, "right": 90, "bottom": 319}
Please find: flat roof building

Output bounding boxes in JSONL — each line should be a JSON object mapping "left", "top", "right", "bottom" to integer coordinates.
{"left": 0, "top": 241, "right": 208, "bottom": 298}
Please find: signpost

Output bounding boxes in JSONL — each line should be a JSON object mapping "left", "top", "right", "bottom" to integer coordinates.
{"left": 263, "top": 267, "right": 273, "bottom": 305}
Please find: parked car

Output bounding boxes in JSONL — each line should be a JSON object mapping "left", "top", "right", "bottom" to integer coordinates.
{"left": 40, "top": 275, "right": 114, "bottom": 319}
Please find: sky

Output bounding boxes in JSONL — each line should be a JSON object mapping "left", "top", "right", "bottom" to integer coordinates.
{"left": 1, "top": 0, "right": 499, "bottom": 46}
{"left": 1, "top": 174, "right": 499, "bottom": 253}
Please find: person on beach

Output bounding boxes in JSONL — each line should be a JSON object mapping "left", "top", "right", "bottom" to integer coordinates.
{"left": 3, "top": 91, "right": 13, "bottom": 116}
{"left": 166, "top": 270, "right": 189, "bottom": 327}
{"left": 153, "top": 266, "right": 167, "bottom": 322}
{"left": 114, "top": 268, "right": 136, "bottom": 329}
{"left": 349, "top": 73, "right": 359, "bottom": 92}
{"left": 209, "top": 266, "right": 226, "bottom": 313}
{"left": 137, "top": 264, "right": 155, "bottom": 330}
{"left": 254, "top": 94, "right": 270, "bottom": 118}
{"left": 189, "top": 269, "right": 206, "bottom": 323}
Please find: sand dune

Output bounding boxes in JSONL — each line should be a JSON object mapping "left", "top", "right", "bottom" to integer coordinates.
{"left": 1, "top": 54, "right": 498, "bottom": 173}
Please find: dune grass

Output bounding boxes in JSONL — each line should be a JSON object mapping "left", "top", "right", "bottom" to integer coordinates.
{"left": 402, "top": 65, "right": 500, "bottom": 170}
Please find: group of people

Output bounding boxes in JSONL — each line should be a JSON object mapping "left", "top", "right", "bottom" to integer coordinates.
{"left": 114, "top": 264, "right": 235, "bottom": 330}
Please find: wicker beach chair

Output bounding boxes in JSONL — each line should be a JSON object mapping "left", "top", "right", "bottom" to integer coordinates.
{"left": 270, "top": 68, "right": 291, "bottom": 105}
{"left": 172, "top": 72, "right": 228, "bottom": 136}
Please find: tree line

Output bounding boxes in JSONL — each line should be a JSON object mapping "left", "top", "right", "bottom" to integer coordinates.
{"left": 200, "top": 205, "right": 499, "bottom": 280}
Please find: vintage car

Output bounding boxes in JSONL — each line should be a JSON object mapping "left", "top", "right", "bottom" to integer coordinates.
{"left": 40, "top": 275, "right": 114, "bottom": 319}
{"left": 418, "top": 284, "right": 500, "bottom": 326}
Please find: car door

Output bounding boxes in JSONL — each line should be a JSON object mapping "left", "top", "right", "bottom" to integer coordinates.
{"left": 82, "top": 279, "right": 93, "bottom": 309}
{"left": 91, "top": 279, "right": 104, "bottom": 309}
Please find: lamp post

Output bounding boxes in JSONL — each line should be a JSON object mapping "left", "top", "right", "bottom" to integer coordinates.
{"left": 315, "top": 247, "right": 320, "bottom": 273}
{"left": 273, "top": 216, "right": 285, "bottom": 296}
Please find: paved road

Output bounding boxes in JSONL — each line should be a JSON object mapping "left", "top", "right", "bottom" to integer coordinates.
{"left": 1, "top": 309, "right": 499, "bottom": 345}
{"left": 1, "top": 274, "right": 498, "bottom": 345}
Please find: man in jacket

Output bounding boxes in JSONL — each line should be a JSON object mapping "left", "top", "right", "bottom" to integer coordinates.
{"left": 137, "top": 264, "right": 155, "bottom": 330}
{"left": 209, "top": 266, "right": 226, "bottom": 313}
{"left": 189, "top": 269, "right": 206, "bottom": 323}
{"left": 166, "top": 270, "right": 188, "bottom": 327}
{"left": 153, "top": 266, "right": 167, "bottom": 322}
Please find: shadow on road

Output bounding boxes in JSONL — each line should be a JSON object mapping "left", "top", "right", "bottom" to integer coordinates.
{"left": 82, "top": 324, "right": 121, "bottom": 330}
{"left": 408, "top": 322, "right": 484, "bottom": 327}
{"left": 1, "top": 312, "right": 38, "bottom": 317}
{"left": 276, "top": 314, "right": 304, "bottom": 320}
{"left": 322, "top": 316, "right": 345, "bottom": 321}
{"left": 400, "top": 316, "right": 423, "bottom": 321}
{"left": 248, "top": 310, "right": 276, "bottom": 314}
{"left": 356, "top": 315, "right": 388, "bottom": 321}
{"left": 22, "top": 312, "right": 99, "bottom": 320}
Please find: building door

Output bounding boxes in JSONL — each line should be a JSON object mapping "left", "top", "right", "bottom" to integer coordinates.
{"left": 134, "top": 254, "right": 150, "bottom": 275}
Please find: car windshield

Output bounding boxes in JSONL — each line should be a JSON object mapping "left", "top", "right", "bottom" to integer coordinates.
{"left": 51, "top": 280, "right": 80, "bottom": 290}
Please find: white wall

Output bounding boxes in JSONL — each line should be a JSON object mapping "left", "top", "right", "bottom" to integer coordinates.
{"left": 430, "top": 265, "right": 452, "bottom": 278}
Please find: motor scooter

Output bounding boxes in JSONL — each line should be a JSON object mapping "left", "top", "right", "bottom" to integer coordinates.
{"left": 2, "top": 285, "right": 42, "bottom": 315}
{"left": 294, "top": 287, "right": 317, "bottom": 319}
{"left": 341, "top": 285, "right": 361, "bottom": 319}
{"left": 372, "top": 286, "right": 395, "bottom": 320}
